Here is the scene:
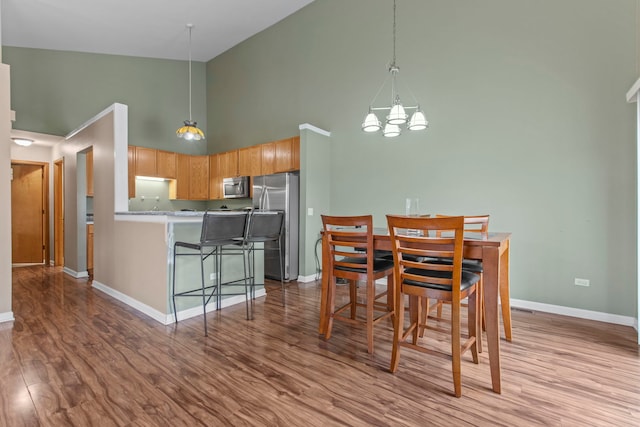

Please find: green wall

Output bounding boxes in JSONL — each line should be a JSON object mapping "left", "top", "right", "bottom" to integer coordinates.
{"left": 4, "top": 47, "right": 208, "bottom": 155}
{"left": 206, "top": 0, "right": 638, "bottom": 316}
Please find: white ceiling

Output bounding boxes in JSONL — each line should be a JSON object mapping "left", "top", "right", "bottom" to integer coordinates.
{"left": 1, "top": 0, "right": 315, "bottom": 62}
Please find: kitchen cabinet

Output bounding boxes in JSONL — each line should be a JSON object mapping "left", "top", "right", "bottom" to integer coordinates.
{"left": 238, "top": 145, "right": 262, "bottom": 177}
{"left": 275, "top": 137, "right": 300, "bottom": 172}
{"left": 189, "top": 155, "right": 209, "bottom": 200}
{"left": 135, "top": 146, "right": 156, "bottom": 177}
{"left": 134, "top": 146, "right": 176, "bottom": 179}
{"left": 87, "top": 223, "right": 94, "bottom": 279}
{"left": 261, "top": 142, "right": 276, "bottom": 175}
{"left": 156, "top": 150, "right": 177, "bottom": 179}
{"left": 127, "top": 146, "right": 135, "bottom": 198}
{"left": 209, "top": 154, "right": 222, "bottom": 200}
{"left": 175, "top": 153, "right": 190, "bottom": 200}
{"left": 219, "top": 150, "right": 239, "bottom": 178}
{"left": 86, "top": 149, "right": 94, "bottom": 196}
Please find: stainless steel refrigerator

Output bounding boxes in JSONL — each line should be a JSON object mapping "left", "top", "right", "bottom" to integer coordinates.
{"left": 252, "top": 172, "right": 299, "bottom": 281}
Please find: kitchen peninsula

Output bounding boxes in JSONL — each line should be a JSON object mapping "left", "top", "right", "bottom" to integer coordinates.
{"left": 112, "top": 210, "right": 264, "bottom": 324}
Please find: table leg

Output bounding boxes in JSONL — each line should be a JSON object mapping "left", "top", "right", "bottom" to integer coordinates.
{"left": 483, "top": 246, "right": 502, "bottom": 394}
{"left": 318, "top": 235, "right": 329, "bottom": 335}
{"left": 500, "top": 241, "right": 512, "bottom": 341}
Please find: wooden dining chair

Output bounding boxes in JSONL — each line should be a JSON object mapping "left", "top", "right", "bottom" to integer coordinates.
{"left": 386, "top": 215, "right": 481, "bottom": 397}
{"left": 321, "top": 215, "right": 395, "bottom": 354}
{"left": 423, "top": 215, "right": 489, "bottom": 351}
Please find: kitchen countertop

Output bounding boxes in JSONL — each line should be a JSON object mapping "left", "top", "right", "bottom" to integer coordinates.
{"left": 114, "top": 210, "right": 252, "bottom": 223}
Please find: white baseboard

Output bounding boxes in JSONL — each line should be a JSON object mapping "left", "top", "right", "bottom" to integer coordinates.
{"left": 63, "top": 267, "right": 89, "bottom": 279}
{"left": 297, "top": 273, "right": 320, "bottom": 283}
{"left": 91, "top": 280, "right": 266, "bottom": 325}
{"left": 510, "top": 298, "right": 636, "bottom": 328}
{"left": 0, "top": 311, "right": 15, "bottom": 324}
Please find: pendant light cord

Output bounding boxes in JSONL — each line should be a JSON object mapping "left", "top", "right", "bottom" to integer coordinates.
{"left": 188, "top": 25, "right": 193, "bottom": 122}
{"left": 392, "top": 0, "right": 396, "bottom": 67}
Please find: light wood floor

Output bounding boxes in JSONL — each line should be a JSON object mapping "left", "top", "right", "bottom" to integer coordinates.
{"left": 2, "top": 265, "right": 640, "bottom": 426}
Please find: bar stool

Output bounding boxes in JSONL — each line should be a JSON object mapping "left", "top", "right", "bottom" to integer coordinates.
{"left": 172, "top": 211, "right": 249, "bottom": 336}
{"left": 243, "top": 210, "right": 285, "bottom": 311}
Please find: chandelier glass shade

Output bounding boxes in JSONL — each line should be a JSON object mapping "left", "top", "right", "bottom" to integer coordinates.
{"left": 361, "top": 0, "right": 428, "bottom": 138}
{"left": 177, "top": 24, "right": 205, "bottom": 141}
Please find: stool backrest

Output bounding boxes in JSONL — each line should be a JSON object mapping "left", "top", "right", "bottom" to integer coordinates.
{"left": 245, "top": 210, "right": 284, "bottom": 242}
{"left": 200, "top": 211, "right": 248, "bottom": 245}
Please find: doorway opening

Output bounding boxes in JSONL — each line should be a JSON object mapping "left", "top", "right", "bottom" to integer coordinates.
{"left": 54, "top": 158, "right": 64, "bottom": 266}
{"left": 11, "top": 161, "right": 49, "bottom": 265}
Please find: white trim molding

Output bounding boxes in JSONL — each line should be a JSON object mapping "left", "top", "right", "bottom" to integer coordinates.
{"left": 0, "top": 311, "right": 15, "bottom": 323}
{"left": 92, "top": 279, "right": 266, "bottom": 325}
{"left": 63, "top": 267, "right": 89, "bottom": 279}
{"left": 299, "top": 123, "right": 331, "bottom": 137}
{"left": 510, "top": 299, "right": 636, "bottom": 328}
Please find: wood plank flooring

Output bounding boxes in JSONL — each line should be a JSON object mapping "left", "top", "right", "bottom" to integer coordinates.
{"left": 2, "top": 265, "right": 640, "bottom": 426}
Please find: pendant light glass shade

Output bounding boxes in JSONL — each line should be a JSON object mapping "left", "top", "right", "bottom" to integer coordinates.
{"left": 176, "top": 120, "right": 205, "bottom": 141}
{"left": 386, "top": 102, "right": 408, "bottom": 125}
{"left": 408, "top": 109, "right": 428, "bottom": 131}
{"left": 362, "top": 111, "right": 382, "bottom": 132}
{"left": 383, "top": 123, "right": 401, "bottom": 138}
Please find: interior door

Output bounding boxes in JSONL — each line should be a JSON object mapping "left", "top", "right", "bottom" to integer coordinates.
{"left": 11, "top": 163, "right": 45, "bottom": 264}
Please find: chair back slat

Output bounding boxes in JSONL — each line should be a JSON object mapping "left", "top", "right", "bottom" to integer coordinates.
{"left": 387, "top": 215, "right": 465, "bottom": 299}
{"left": 322, "top": 215, "right": 375, "bottom": 276}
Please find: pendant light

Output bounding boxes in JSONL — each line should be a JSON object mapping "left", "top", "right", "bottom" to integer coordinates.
{"left": 176, "top": 24, "right": 205, "bottom": 141}
{"left": 361, "top": 0, "right": 429, "bottom": 137}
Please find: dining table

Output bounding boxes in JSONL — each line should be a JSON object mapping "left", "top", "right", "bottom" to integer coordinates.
{"left": 318, "top": 226, "right": 512, "bottom": 394}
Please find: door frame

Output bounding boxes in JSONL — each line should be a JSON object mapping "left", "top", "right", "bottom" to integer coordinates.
{"left": 11, "top": 160, "right": 49, "bottom": 264}
{"left": 54, "top": 158, "right": 64, "bottom": 266}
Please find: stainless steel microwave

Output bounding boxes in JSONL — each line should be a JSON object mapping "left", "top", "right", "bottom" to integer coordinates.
{"left": 222, "top": 176, "right": 250, "bottom": 199}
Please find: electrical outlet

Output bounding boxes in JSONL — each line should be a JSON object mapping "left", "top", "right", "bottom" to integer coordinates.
{"left": 574, "top": 278, "right": 590, "bottom": 287}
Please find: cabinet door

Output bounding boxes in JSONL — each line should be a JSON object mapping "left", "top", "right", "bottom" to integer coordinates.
{"left": 175, "top": 153, "right": 190, "bottom": 200}
{"left": 209, "top": 154, "right": 222, "bottom": 200}
{"left": 275, "top": 138, "right": 294, "bottom": 173}
{"left": 219, "top": 150, "right": 239, "bottom": 178}
{"left": 156, "top": 150, "right": 176, "bottom": 179}
{"left": 189, "top": 155, "right": 209, "bottom": 200}
{"left": 238, "top": 145, "right": 262, "bottom": 177}
{"left": 261, "top": 142, "right": 276, "bottom": 175}
{"left": 291, "top": 136, "right": 300, "bottom": 171}
{"left": 135, "top": 146, "right": 156, "bottom": 177}
{"left": 127, "top": 146, "right": 135, "bottom": 198}
{"left": 86, "top": 149, "right": 94, "bottom": 196}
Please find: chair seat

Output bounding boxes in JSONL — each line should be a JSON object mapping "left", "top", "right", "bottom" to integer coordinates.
{"left": 336, "top": 257, "right": 394, "bottom": 274}
{"left": 424, "top": 257, "right": 484, "bottom": 273}
{"left": 403, "top": 268, "right": 480, "bottom": 292}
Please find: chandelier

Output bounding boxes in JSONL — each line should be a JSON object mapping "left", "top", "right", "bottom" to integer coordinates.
{"left": 176, "top": 24, "right": 205, "bottom": 141}
{"left": 361, "top": 0, "right": 428, "bottom": 138}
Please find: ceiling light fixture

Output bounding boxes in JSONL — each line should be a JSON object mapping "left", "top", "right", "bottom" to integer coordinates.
{"left": 12, "top": 138, "right": 33, "bottom": 147}
{"left": 361, "top": 0, "right": 429, "bottom": 138}
{"left": 176, "top": 24, "right": 205, "bottom": 141}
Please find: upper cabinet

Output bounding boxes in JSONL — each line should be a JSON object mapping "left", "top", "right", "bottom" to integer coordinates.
{"left": 156, "top": 150, "right": 177, "bottom": 179}
{"left": 134, "top": 146, "right": 176, "bottom": 179}
{"left": 209, "top": 154, "right": 222, "bottom": 200}
{"left": 260, "top": 136, "right": 299, "bottom": 175}
{"left": 219, "top": 150, "right": 239, "bottom": 178}
{"left": 86, "top": 149, "right": 94, "bottom": 196}
{"left": 261, "top": 142, "right": 276, "bottom": 176}
{"left": 175, "top": 153, "right": 191, "bottom": 200}
{"left": 275, "top": 137, "right": 300, "bottom": 173}
{"left": 238, "top": 145, "right": 262, "bottom": 177}
{"left": 189, "top": 155, "right": 210, "bottom": 200}
{"left": 127, "top": 146, "right": 135, "bottom": 198}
